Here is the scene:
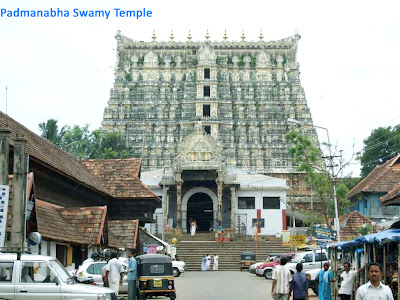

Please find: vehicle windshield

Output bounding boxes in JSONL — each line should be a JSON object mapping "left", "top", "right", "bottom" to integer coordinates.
{"left": 49, "top": 259, "right": 72, "bottom": 283}
{"left": 291, "top": 254, "right": 303, "bottom": 263}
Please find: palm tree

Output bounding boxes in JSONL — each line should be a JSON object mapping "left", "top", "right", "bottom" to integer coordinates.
{"left": 38, "top": 119, "right": 66, "bottom": 146}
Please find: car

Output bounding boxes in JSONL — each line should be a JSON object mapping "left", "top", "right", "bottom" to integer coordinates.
{"left": 74, "top": 259, "right": 128, "bottom": 293}
{"left": 248, "top": 262, "right": 265, "bottom": 274}
{"left": 284, "top": 250, "right": 329, "bottom": 274}
{"left": 172, "top": 260, "right": 185, "bottom": 277}
{"left": 304, "top": 268, "right": 321, "bottom": 295}
{"left": 0, "top": 253, "right": 116, "bottom": 299}
{"left": 256, "top": 253, "right": 296, "bottom": 279}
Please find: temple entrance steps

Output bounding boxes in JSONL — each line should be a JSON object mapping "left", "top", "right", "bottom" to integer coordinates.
{"left": 172, "top": 232, "right": 216, "bottom": 242}
{"left": 175, "top": 240, "right": 290, "bottom": 271}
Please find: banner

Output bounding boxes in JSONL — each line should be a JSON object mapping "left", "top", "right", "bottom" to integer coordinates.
{"left": 282, "top": 230, "right": 290, "bottom": 246}
{"left": 0, "top": 185, "right": 10, "bottom": 249}
{"left": 313, "top": 226, "right": 337, "bottom": 240}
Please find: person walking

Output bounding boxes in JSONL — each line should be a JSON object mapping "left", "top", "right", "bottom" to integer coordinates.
{"left": 338, "top": 262, "right": 365, "bottom": 300}
{"left": 240, "top": 223, "right": 246, "bottom": 237}
{"left": 201, "top": 255, "right": 207, "bottom": 271}
{"left": 271, "top": 256, "right": 292, "bottom": 300}
{"left": 105, "top": 252, "right": 124, "bottom": 296}
{"left": 356, "top": 262, "right": 394, "bottom": 300}
{"left": 206, "top": 254, "right": 211, "bottom": 271}
{"left": 213, "top": 255, "right": 219, "bottom": 271}
{"left": 127, "top": 249, "right": 137, "bottom": 300}
{"left": 316, "top": 262, "right": 335, "bottom": 300}
{"left": 220, "top": 230, "right": 225, "bottom": 247}
{"left": 289, "top": 263, "right": 308, "bottom": 300}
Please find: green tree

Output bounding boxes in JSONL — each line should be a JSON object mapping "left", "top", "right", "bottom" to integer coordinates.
{"left": 359, "top": 125, "right": 400, "bottom": 178}
{"left": 90, "top": 131, "right": 133, "bottom": 159}
{"left": 286, "top": 130, "right": 354, "bottom": 228}
{"left": 59, "top": 125, "right": 92, "bottom": 159}
{"left": 38, "top": 119, "right": 66, "bottom": 146}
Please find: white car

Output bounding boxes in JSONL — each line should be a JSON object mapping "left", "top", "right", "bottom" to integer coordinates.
{"left": 0, "top": 253, "right": 116, "bottom": 299}
{"left": 285, "top": 250, "right": 329, "bottom": 274}
{"left": 172, "top": 260, "right": 185, "bottom": 277}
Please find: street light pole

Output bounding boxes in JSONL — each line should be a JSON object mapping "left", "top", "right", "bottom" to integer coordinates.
{"left": 287, "top": 118, "right": 341, "bottom": 242}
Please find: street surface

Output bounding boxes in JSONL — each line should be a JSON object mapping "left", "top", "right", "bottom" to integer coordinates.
{"left": 120, "top": 271, "right": 318, "bottom": 299}
{"left": 174, "top": 271, "right": 318, "bottom": 300}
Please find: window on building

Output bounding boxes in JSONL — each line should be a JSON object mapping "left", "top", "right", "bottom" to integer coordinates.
{"left": 203, "top": 86, "right": 210, "bottom": 97}
{"left": 204, "top": 68, "right": 210, "bottom": 79}
{"left": 263, "top": 197, "right": 280, "bottom": 209}
{"left": 204, "top": 126, "right": 211, "bottom": 135}
{"left": 238, "top": 197, "right": 255, "bottom": 209}
{"left": 203, "top": 105, "right": 211, "bottom": 117}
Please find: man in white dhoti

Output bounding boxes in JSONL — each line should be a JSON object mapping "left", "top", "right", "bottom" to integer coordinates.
{"left": 190, "top": 220, "right": 198, "bottom": 236}
{"left": 206, "top": 254, "right": 211, "bottom": 271}
{"left": 201, "top": 255, "right": 207, "bottom": 271}
{"left": 213, "top": 255, "right": 219, "bottom": 271}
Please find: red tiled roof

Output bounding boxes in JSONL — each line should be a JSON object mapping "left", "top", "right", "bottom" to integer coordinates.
{"left": 82, "top": 159, "right": 159, "bottom": 199}
{"left": 339, "top": 210, "right": 372, "bottom": 241}
{"left": 381, "top": 182, "right": 400, "bottom": 205}
{"left": 347, "top": 154, "right": 400, "bottom": 199}
{"left": 108, "top": 220, "right": 139, "bottom": 249}
{"left": 35, "top": 200, "right": 89, "bottom": 245}
{"left": 0, "top": 112, "right": 109, "bottom": 196}
{"left": 108, "top": 232, "right": 123, "bottom": 249}
{"left": 56, "top": 206, "right": 108, "bottom": 245}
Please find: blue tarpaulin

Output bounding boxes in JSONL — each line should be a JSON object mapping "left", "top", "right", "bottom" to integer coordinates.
{"left": 327, "top": 229, "right": 400, "bottom": 250}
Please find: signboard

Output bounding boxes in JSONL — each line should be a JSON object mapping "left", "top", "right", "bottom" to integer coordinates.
{"left": 0, "top": 185, "right": 10, "bottom": 249}
{"left": 289, "top": 235, "right": 306, "bottom": 247}
{"left": 282, "top": 230, "right": 290, "bottom": 246}
{"left": 317, "top": 239, "right": 327, "bottom": 248}
{"left": 313, "top": 226, "right": 337, "bottom": 240}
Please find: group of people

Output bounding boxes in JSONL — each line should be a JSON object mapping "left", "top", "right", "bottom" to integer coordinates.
{"left": 101, "top": 250, "right": 137, "bottom": 300}
{"left": 270, "top": 257, "right": 394, "bottom": 300}
{"left": 201, "top": 254, "right": 219, "bottom": 271}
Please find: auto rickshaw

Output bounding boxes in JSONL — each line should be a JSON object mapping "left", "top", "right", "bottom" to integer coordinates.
{"left": 240, "top": 251, "right": 256, "bottom": 271}
{"left": 137, "top": 254, "right": 176, "bottom": 300}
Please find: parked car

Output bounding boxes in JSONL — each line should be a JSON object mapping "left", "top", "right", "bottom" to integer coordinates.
{"left": 172, "top": 260, "right": 185, "bottom": 277}
{"left": 248, "top": 262, "right": 265, "bottom": 274}
{"left": 0, "top": 253, "right": 117, "bottom": 299}
{"left": 256, "top": 253, "right": 296, "bottom": 279}
{"left": 304, "top": 268, "right": 321, "bottom": 295}
{"left": 284, "top": 250, "right": 329, "bottom": 274}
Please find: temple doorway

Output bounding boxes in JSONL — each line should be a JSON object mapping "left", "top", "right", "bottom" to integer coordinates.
{"left": 187, "top": 192, "right": 213, "bottom": 232}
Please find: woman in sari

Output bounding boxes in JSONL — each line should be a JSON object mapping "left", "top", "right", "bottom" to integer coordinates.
{"left": 213, "top": 255, "right": 219, "bottom": 271}
{"left": 201, "top": 255, "right": 207, "bottom": 271}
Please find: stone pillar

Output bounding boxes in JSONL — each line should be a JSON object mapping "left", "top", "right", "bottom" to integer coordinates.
{"left": 163, "top": 186, "right": 169, "bottom": 227}
{"left": 176, "top": 172, "right": 183, "bottom": 230}
{"left": 230, "top": 186, "right": 236, "bottom": 230}
{"left": 0, "top": 129, "right": 11, "bottom": 186}
{"left": 11, "top": 138, "right": 27, "bottom": 251}
{"left": 216, "top": 171, "right": 223, "bottom": 224}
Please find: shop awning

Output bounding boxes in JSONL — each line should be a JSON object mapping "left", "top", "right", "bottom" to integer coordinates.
{"left": 328, "top": 228, "right": 400, "bottom": 249}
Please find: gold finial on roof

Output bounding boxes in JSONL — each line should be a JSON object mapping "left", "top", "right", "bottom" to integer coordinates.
{"left": 259, "top": 30, "right": 264, "bottom": 41}
{"left": 170, "top": 30, "right": 175, "bottom": 42}
{"left": 241, "top": 30, "right": 246, "bottom": 41}
{"left": 223, "top": 30, "right": 228, "bottom": 41}
{"left": 187, "top": 30, "right": 192, "bottom": 41}
{"left": 205, "top": 29, "right": 210, "bottom": 40}
{"left": 152, "top": 30, "right": 156, "bottom": 41}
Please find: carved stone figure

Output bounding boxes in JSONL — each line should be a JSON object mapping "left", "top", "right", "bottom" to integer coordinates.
{"left": 144, "top": 51, "right": 158, "bottom": 67}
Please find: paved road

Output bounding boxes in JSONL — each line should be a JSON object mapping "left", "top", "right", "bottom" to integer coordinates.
{"left": 173, "top": 271, "right": 318, "bottom": 300}
{"left": 121, "top": 271, "right": 318, "bottom": 299}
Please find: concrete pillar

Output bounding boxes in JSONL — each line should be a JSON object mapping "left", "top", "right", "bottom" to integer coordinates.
{"left": 50, "top": 241, "right": 57, "bottom": 258}
{"left": 0, "top": 129, "right": 11, "bottom": 186}
{"left": 10, "top": 138, "right": 27, "bottom": 251}
{"left": 40, "top": 240, "right": 48, "bottom": 256}
{"left": 230, "top": 186, "right": 236, "bottom": 230}
{"left": 176, "top": 171, "right": 183, "bottom": 230}
{"left": 163, "top": 186, "right": 169, "bottom": 226}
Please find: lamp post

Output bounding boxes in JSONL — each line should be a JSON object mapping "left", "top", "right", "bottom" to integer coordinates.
{"left": 287, "top": 118, "right": 340, "bottom": 242}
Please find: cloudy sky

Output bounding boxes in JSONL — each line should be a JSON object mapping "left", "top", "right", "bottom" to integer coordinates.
{"left": 1, "top": 0, "right": 400, "bottom": 176}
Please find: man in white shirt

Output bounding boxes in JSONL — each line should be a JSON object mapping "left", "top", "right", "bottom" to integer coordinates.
{"left": 338, "top": 262, "right": 364, "bottom": 300}
{"left": 105, "top": 252, "right": 125, "bottom": 295}
{"left": 356, "top": 262, "right": 394, "bottom": 300}
{"left": 271, "top": 256, "right": 292, "bottom": 300}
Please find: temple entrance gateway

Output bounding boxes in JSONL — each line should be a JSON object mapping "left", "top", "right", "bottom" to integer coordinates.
{"left": 187, "top": 193, "right": 213, "bottom": 232}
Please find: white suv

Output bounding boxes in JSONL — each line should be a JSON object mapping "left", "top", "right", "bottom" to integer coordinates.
{"left": 285, "top": 250, "right": 329, "bottom": 274}
{"left": 0, "top": 253, "right": 116, "bottom": 299}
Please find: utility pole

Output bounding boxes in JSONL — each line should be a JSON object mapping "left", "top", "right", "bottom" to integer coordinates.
{"left": 5, "top": 86, "right": 8, "bottom": 115}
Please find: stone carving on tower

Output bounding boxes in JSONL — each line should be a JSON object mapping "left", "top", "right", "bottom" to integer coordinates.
{"left": 102, "top": 31, "right": 320, "bottom": 208}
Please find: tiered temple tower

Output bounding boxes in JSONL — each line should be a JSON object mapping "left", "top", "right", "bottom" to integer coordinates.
{"left": 102, "top": 31, "right": 320, "bottom": 210}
